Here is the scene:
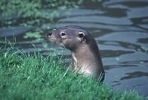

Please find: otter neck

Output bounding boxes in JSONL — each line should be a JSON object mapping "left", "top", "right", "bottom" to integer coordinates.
{"left": 71, "top": 43, "right": 93, "bottom": 62}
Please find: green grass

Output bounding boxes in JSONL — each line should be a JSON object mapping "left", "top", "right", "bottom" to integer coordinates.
{"left": 0, "top": 49, "right": 144, "bottom": 100}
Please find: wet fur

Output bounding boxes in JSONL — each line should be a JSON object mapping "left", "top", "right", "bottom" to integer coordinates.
{"left": 47, "top": 25, "right": 105, "bottom": 82}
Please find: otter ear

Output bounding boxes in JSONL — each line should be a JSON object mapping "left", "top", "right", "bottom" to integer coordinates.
{"left": 78, "top": 32, "right": 85, "bottom": 38}
{"left": 78, "top": 32, "right": 86, "bottom": 42}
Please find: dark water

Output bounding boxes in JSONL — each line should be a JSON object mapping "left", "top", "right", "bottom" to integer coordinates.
{"left": 0, "top": 0, "right": 148, "bottom": 97}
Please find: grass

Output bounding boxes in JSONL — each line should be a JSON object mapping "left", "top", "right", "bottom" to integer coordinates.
{"left": 0, "top": 48, "right": 144, "bottom": 100}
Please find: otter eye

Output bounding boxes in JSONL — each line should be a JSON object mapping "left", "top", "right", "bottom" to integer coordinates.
{"left": 47, "top": 32, "right": 52, "bottom": 36}
{"left": 61, "top": 32, "right": 66, "bottom": 36}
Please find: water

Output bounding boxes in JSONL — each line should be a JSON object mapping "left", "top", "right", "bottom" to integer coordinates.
{"left": 0, "top": 0, "right": 148, "bottom": 97}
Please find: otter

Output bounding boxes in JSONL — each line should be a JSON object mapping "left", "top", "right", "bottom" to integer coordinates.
{"left": 47, "top": 25, "right": 105, "bottom": 82}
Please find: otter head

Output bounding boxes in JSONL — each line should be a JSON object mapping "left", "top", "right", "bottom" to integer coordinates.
{"left": 58, "top": 27, "right": 88, "bottom": 51}
{"left": 47, "top": 26, "right": 91, "bottom": 51}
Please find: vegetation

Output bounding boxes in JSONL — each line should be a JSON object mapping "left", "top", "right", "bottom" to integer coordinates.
{"left": 0, "top": 0, "right": 104, "bottom": 26}
{"left": 0, "top": 0, "right": 101, "bottom": 26}
{"left": 0, "top": 0, "right": 105, "bottom": 39}
{"left": 0, "top": 47, "right": 144, "bottom": 100}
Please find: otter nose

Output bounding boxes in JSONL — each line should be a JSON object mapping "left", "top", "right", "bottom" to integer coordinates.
{"left": 47, "top": 32, "right": 52, "bottom": 37}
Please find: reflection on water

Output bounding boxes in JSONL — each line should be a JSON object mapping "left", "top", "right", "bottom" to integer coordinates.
{"left": 0, "top": 0, "right": 148, "bottom": 97}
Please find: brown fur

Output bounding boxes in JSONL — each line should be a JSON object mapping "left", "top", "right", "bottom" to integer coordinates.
{"left": 47, "top": 25, "right": 105, "bottom": 82}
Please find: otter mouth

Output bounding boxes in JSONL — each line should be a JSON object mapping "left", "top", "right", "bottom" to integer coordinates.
{"left": 49, "top": 38, "right": 65, "bottom": 47}
{"left": 59, "top": 43, "right": 66, "bottom": 48}
{"left": 48, "top": 38, "right": 57, "bottom": 43}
